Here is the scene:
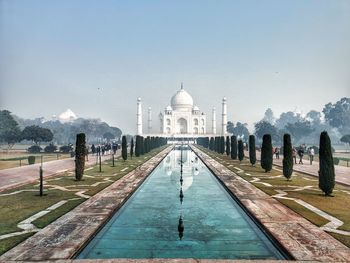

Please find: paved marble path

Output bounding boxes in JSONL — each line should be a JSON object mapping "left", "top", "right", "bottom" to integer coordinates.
{"left": 0, "top": 259, "right": 295, "bottom": 263}
{"left": 245, "top": 150, "right": 350, "bottom": 186}
{"left": 193, "top": 146, "right": 350, "bottom": 262}
{"left": 0, "top": 152, "right": 119, "bottom": 192}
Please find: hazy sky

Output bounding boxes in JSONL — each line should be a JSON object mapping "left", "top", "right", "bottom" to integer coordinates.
{"left": 1, "top": 0, "right": 349, "bottom": 134}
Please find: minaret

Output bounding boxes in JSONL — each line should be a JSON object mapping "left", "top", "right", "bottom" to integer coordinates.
{"left": 221, "top": 97, "right": 227, "bottom": 136}
{"left": 147, "top": 107, "right": 152, "bottom": 133}
{"left": 137, "top": 98, "right": 142, "bottom": 135}
{"left": 212, "top": 107, "right": 216, "bottom": 135}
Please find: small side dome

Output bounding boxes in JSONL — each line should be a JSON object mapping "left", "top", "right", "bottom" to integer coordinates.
{"left": 193, "top": 106, "right": 200, "bottom": 111}
{"left": 166, "top": 105, "right": 172, "bottom": 111}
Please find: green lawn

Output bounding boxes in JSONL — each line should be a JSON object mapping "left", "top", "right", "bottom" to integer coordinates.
{"left": 198, "top": 146, "right": 350, "bottom": 248}
{"left": 0, "top": 153, "right": 71, "bottom": 170}
{"left": 0, "top": 146, "right": 166, "bottom": 255}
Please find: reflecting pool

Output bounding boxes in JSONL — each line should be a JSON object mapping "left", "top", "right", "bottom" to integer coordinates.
{"left": 78, "top": 147, "right": 285, "bottom": 259}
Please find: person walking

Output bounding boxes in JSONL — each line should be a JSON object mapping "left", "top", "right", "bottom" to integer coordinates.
{"left": 292, "top": 147, "right": 297, "bottom": 164}
{"left": 275, "top": 147, "right": 280, "bottom": 159}
{"left": 309, "top": 147, "right": 315, "bottom": 165}
{"left": 297, "top": 147, "right": 304, "bottom": 164}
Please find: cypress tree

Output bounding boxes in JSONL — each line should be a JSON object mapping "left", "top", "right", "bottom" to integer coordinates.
{"left": 122, "top": 135, "right": 127, "bottom": 161}
{"left": 230, "top": 135, "right": 237, "bottom": 159}
{"left": 135, "top": 135, "right": 140, "bottom": 157}
{"left": 144, "top": 137, "right": 148, "bottom": 153}
{"left": 261, "top": 134, "right": 272, "bottom": 172}
{"left": 145, "top": 137, "right": 149, "bottom": 153}
{"left": 319, "top": 131, "right": 335, "bottom": 196}
{"left": 130, "top": 138, "right": 134, "bottom": 159}
{"left": 282, "top": 133, "right": 293, "bottom": 180}
{"left": 238, "top": 140, "right": 244, "bottom": 162}
{"left": 226, "top": 136, "right": 230, "bottom": 156}
{"left": 249, "top": 135, "right": 256, "bottom": 166}
{"left": 146, "top": 136, "right": 151, "bottom": 153}
{"left": 220, "top": 136, "right": 225, "bottom": 154}
{"left": 75, "top": 133, "right": 86, "bottom": 181}
{"left": 140, "top": 136, "right": 144, "bottom": 155}
{"left": 209, "top": 137, "right": 215, "bottom": 151}
{"left": 150, "top": 137, "right": 154, "bottom": 150}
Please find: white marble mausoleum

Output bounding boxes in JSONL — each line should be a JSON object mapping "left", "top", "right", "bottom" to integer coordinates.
{"left": 136, "top": 84, "right": 227, "bottom": 137}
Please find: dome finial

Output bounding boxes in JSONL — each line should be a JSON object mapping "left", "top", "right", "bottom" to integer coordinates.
{"left": 181, "top": 82, "right": 184, "bottom": 90}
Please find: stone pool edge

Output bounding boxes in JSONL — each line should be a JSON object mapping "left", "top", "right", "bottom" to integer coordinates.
{"left": 191, "top": 146, "right": 350, "bottom": 262}
{"left": 0, "top": 146, "right": 174, "bottom": 261}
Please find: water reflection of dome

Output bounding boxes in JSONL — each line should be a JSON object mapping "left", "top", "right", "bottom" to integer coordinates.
{"left": 170, "top": 171, "right": 193, "bottom": 192}
{"left": 166, "top": 166, "right": 172, "bottom": 176}
{"left": 175, "top": 151, "right": 188, "bottom": 164}
{"left": 165, "top": 150, "right": 194, "bottom": 192}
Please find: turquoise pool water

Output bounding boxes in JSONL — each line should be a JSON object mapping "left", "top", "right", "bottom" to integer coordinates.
{"left": 78, "top": 147, "right": 285, "bottom": 259}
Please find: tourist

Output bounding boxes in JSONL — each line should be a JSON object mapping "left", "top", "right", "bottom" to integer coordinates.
{"left": 91, "top": 144, "right": 96, "bottom": 154}
{"left": 309, "top": 147, "right": 315, "bottom": 165}
{"left": 275, "top": 147, "right": 280, "bottom": 159}
{"left": 297, "top": 147, "right": 304, "bottom": 164}
{"left": 112, "top": 143, "right": 118, "bottom": 154}
{"left": 101, "top": 146, "right": 105, "bottom": 156}
{"left": 292, "top": 148, "right": 297, "bottom": 164}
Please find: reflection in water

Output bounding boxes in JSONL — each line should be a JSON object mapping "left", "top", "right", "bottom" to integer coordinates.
{"left": 78, "top": 145, "right": 284, "bottom": 260}
{"left": 178, "top": 215, "right": 184, "bottom": 240}
{"left": 179, "top": 145, "right": 185, "bottom": 240}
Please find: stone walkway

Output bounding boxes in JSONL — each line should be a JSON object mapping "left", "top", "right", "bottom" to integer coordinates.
{"left": 0, "top": 152, "right": 118, "bottom": 192}
{"left": 0, "top": 146, "right": 173, "bottom": 261}
{"left": 193, "top": 146, "right": 350, "bottom": 262}
{"left": 0, "top": 259, "right": 295, "bottom": 263}
{"left": 245, "top": 150, "right": 350, "bottom": 186}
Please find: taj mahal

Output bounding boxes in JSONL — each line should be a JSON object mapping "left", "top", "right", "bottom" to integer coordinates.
{"left": 136, "top": 84, "right": 228, "bottom": 137}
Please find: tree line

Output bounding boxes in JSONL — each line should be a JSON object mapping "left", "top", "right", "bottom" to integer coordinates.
{"left": 0, "top": 110, "right": 122, "bottom": 150}
{"left": 198, "top": 131, "right": 336, "bottom": 197}
{"left": 227, "top": 97, "right": 350, "bottom": 146}
{"left": 75, "top": 134, "right": 167, "bottom": 181}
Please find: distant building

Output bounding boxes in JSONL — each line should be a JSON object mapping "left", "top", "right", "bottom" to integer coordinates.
{"left": 58, "top": 109, "right": 77, "bottom": 123}
{"left": 159, "top": 84, "right": 206, "bottom": 135}
{"left": 136, "top": 84, "right": 228, "bottom": 137}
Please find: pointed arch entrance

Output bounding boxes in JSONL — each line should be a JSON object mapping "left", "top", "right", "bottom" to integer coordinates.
{"left": 177, "top": 118, "right": 188, "bottom": 134}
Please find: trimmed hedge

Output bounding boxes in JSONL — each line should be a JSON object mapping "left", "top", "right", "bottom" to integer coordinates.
{"left": 28, "top": 145, "right": 42, "bottom": 153}
{"left": 282, "top": 133, "right": 293, "bottom": 180}
{"left": 75, "top": 133, "right": 86, "bottom": 181}
{"left": 261, "top": 134, "right": 272, "bottom": 172}
{"left": 319, "top": 131, "right": 335, "bottom": 196}
{"left": 28, "top": 155, "right": 36, "bottom": 165}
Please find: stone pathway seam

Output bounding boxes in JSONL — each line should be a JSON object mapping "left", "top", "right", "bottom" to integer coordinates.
{"left": 0, "top": 200, "right": 70, "bottom": 240}
{"left": 272, "top": 189, "right": 350, "bottom": 236}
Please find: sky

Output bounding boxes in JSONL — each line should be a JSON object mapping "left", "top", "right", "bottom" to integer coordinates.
{"left": 1, "top": 0, "right": 350, "bottom": 134}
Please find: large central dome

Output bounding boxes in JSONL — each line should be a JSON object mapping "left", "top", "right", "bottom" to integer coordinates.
{"left": 170, "top": 85, "right": 194, "bottom": 110}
